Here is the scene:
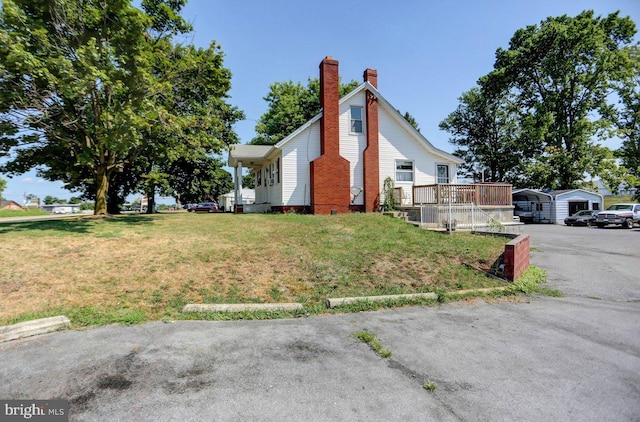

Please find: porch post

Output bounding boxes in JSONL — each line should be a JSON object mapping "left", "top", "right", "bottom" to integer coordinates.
{"left": 235, "top": 161, "right": 243, "bottom": 213}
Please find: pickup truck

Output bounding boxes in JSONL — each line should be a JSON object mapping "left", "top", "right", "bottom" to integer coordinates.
{"left": 594, "top": 203, "right": 640, "bottom": 229}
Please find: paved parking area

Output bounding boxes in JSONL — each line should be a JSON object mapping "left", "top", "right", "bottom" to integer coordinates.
{"left": 521, "top": 223, "right": 640, "bottom": 301}
{"left": 1, "top": 223, "right": 639, "bottom": 421}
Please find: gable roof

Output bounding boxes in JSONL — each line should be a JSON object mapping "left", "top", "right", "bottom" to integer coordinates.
{"left": 228, "top": 81, "right": 463, "bottom": 167}
{"left": 512, "top": 188, "right": 603, "bottom": 201}
{"left": 275, "top": 82, "right": 463, "bottom": 164}
{"left": 0, "top": 199, "right": 23, "bottom": 208}
{"left": 548, "top": 189, "right": 603, "bottom": 199}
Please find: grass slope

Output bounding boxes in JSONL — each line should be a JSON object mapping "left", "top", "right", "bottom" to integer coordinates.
{"left": 0, "top": 212, "right": 507, "bottom": 326}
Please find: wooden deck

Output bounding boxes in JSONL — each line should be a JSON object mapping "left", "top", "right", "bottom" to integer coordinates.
{"left": 410, "top": 183, "right": 512, "bottom": 206}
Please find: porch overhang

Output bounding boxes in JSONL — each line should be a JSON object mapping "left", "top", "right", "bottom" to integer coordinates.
{"left": 228, "top": 145, "right": 274, "bottom": 168}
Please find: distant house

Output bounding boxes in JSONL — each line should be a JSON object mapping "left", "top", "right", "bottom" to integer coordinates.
{"left": 0, "top": 199, "right": 23, "bottom": 210}
{"left": 40, "top": 204, "right": 81, "bottom": 214}
{"left": 218, "top": 189, "right": 255, "bottom": 213}
{"left": 228, "top": 56, "right": 462, "bottom": 214}
{"left": 590, "top": 179, "right": 637, "bottom": 197}
{"left": 512, "top": 189, "right": 603, "bottom": 224}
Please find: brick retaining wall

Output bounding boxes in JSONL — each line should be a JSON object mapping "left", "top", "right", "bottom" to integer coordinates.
{"left": 504, "top": 234, "right": 530, "bottom": 281}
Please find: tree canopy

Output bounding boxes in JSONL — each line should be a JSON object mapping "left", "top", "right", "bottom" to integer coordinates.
{"left": 250, "top": 78, "right": 360, "bottom": 145}
{"left": 607, "top": 44, "right": 640, "bottom": 199}
{"left": 441, "top": 10, "right": 639, "bottom": 190}
{"left": 439, "top": 87, "right": 523, "bottom": 183}
{"left": 0, "top": 0, "right": 243, "bottom": 214}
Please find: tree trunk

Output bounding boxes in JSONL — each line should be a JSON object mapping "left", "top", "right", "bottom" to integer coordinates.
{"left": 94, "top": 165, "right": 110, "bottom": 215}
{"left": 145, "top": 191, "right": 156, "bottom": 214}
{"left": 107, "top": 193, "right": 121, "bottom": 214}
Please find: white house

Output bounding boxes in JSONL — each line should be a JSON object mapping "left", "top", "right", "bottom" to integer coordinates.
{"left": 228, "top": 56, "right": 463, "bottom": 214}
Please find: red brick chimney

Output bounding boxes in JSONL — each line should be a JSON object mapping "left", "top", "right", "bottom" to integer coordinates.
{"left": 363, "top": 68, "right": 380, "bottom": 211}
{"left": 364, "top": 68, "right": 377, "bottom": 88}
{"left": 310, "top": 57, "right": 351, "bottom": 214}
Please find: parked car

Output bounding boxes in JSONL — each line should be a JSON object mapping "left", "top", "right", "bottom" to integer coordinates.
{"left": 514, "top": 204, "right": 534, "bottom": 223}
{"left": 564, "top": 210, "right": 596, "bottom": 226}
{"left": 188, "top": 202, "right": 218, "bottom": 213}
{"left": 594, "top": 203, "right": 640, "bottom": 229}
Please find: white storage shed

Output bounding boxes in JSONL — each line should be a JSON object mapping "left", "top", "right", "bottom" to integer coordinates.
{"left": 218, "top": 189, "right": 255, "bottom": 213}
{"left": 549, "top": 189, "right": 603, "bottom": 224}
{"left": 512, "top": 189, "right": 603, "bottom": 224}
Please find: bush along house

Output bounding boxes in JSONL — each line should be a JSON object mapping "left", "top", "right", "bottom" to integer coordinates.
{"left": 228, "top": 56, "right": 513, "bottom": 224}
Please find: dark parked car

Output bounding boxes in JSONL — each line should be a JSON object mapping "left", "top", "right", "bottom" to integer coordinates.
{"left": 564, "top": 210, "right": 596, "bottom": 226}
{"left": 188, "top": 202, "right": 218, "bottom": 213}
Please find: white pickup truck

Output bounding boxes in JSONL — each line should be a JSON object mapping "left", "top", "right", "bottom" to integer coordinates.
{"left": 594, "top": 203, "right": 640, "bottom": 229}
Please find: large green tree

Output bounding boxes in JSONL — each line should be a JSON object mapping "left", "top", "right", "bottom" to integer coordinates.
{"left": 251, "top": 78, "right": 359, "bottom": 145}
{"left": 0, "top": 0, "right": 241, "bottom": 214}
{"left": 0, "top": 0, "right": 165, "bottom": 214}
{"left": 607, "top": 45, "right": 640, "bottom": 199}
{"left": 477, "top": 10, "right": 637, "bottom": 189}
{"left": 139, "top": 41, "right": 243, "bottom": 212}
{"left": 167, "top": 156, "right": 232, "bottom": 205}
{"left": 440, "top": 87, "right": 525, "bottom": 183}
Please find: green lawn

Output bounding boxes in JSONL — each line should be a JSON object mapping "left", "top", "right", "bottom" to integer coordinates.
{"left": 604, "top": 195, "right": 637, "bottom": 208}
{"left": 0, "top": 212, "right": 509, "bottom": 326}
{"left": 0, "top": 208, "right": 48, "bottom": 218}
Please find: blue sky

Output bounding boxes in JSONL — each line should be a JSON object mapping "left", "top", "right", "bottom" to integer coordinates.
{"left": 2, "top": 0, "right": 639, "bottom": 203}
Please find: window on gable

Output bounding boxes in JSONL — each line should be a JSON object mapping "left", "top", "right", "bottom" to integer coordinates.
{"left": 437, "top": 164, "right": 450, "bottom": 184}
{"left": 395, "top": 160, "right": 414, "bottom": 182}
{"left": 350, "top": 106, "right": 363, "bottom": 134}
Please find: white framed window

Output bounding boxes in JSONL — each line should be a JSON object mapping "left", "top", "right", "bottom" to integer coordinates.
{"left": 268, "top": 163, "right": 273, "bottom": 185}
{"left": 437, "top": 164, "right": 450, "bottom": 184}
{"left": 256, "top": 169, "right": 262, "bottom": 186}
{"left": 350, "top": 106, "right": 363, "bottom": 134}
{"left": 395, "top": 159, "right": 414, "bottom": 182}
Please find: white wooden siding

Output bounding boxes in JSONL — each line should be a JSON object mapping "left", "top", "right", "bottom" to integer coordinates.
{"left": 270, "top": 87, "right": 460, "bottom": 208}
{"left": 339, "top": 92, "right": 366, "bottom": 206}
{"left": 254, "top": 171, "right": 268, "bottom": 204}
{"left": 280, "top": 123, "right": 321, "bottom": 206}
{"left": 252, "top": 160, "right": 282, "bottom": 206}
{"left": 377, "top": 108, "right": 456, "bottom": 205}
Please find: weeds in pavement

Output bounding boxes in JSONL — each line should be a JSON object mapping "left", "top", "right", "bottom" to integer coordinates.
{"left": 352, "top": 330, "right": 392, "bottom": 358}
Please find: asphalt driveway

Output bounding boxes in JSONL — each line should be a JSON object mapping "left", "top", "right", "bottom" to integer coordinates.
{"left": 1, "top": 224, "right": 639, "bottom": 421}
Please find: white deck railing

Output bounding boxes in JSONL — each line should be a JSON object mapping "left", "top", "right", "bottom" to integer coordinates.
{"left": 420, "top": 202, "right": 520, "bottom": 234}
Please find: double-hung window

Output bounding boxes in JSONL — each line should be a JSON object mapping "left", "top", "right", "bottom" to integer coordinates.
{"left": 437, "top": 164, "right": 450, "bottom": 184}
{"left": 395, "top": 160, "right": 414, "bottom": 182}
{"left": 350, "top": 106, "right": 363, "bottom": 134}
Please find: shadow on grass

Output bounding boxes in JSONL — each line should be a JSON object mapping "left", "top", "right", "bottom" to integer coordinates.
{"left": 0, "top": 214, "right": 155, "bottom": 234}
